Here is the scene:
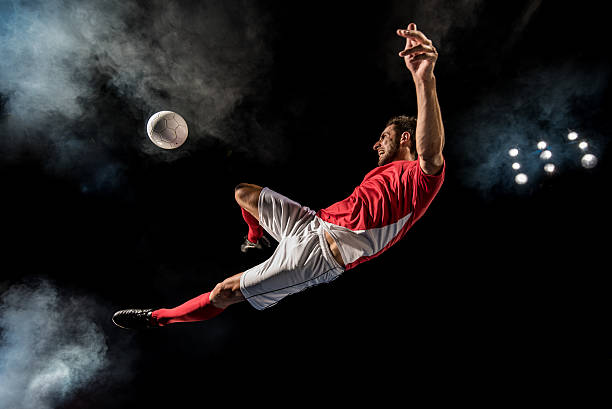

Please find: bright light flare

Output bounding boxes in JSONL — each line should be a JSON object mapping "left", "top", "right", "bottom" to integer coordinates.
{"left": 539, "top": 150, "right": 552, "bottom": 160}
{"left": 537, "top": 141, "right": 547, "bottom": 150}
{"left": 508, "top": 148, "right": 519, "bottom": 157}
{"left": 581, "top": 154, "right": 597, "bottom": 169}
{"left": 568, "top": 131, "right": 578, "bottom": 141}
{"left": 544, "top": 163, "right": 555, "bottom": 173}
{"left": 512, "top": 162, "right": 521, "bottom": 170}
{"left": 515, "top": 173, "right": 528, "bottom": 185}
{"left": 579, "top": 141, "right": 588, "bottom": 150}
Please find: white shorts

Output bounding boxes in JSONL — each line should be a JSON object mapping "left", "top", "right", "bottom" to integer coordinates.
{"left": 239, "top": 187, "right": 345, "bottom": 310}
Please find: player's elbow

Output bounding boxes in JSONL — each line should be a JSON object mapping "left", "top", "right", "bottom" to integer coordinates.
{"left": 418, "top": 152, "right": 444, "bottom": 175}
{"left": 417, "top": 135, "right": 444, "bottom": 164}
{"left": 418, "top": 146, "right": 443, "bottom": 163}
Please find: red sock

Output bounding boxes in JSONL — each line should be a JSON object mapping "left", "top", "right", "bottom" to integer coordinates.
{"left": 152, "top": 292, "right": 224, "bottom": 326}
{"left": 241, "top": 208, "right": 263, "bottom": 243}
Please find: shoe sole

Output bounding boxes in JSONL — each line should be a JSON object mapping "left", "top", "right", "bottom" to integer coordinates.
{"left": 112, "top": 315, "right": 130, "bottom": 329}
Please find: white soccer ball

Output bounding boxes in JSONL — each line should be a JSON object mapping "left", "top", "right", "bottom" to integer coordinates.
{"left": 146, "top": 111, "right": 188, "bottom": 149}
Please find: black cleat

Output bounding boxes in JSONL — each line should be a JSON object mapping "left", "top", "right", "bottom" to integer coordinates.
{"left": 240, "top": 234, "right": 271, "bottom": 253}
{"left": 112, "top": 308, "right": 157, "bottom": 329}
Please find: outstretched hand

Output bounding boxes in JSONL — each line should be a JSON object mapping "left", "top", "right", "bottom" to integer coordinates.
{"left": 397, "top": 23, "right": 438, "bottom": 81}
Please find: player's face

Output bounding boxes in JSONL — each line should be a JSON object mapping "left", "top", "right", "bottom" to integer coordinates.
{"left": 373, "top": 125, "right": 400, "bottom": 166}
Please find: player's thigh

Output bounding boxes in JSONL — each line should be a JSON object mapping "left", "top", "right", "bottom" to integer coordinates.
{"left": 234, "top": 183, "right": 262, "bottom": 220}
{"left": 240, "top": 232, "right": 342, "bottom": 310}
{"left": 258, "top": 189, "right": 315, "bottom": 241}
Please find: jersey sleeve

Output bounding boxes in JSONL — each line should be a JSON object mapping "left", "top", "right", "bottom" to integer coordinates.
{"left": 411, "top": 160, "right": 445, "bottom": 221}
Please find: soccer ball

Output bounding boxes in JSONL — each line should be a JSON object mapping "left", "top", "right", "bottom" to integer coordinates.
{"left": 146, "top": 111, "right": 188, "bottom": 149}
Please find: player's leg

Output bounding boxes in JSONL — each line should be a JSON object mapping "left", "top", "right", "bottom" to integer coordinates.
{"left": 112, "top": 273, "right": 245, "bottom": 329}
{"left": 208, "top": 272, "right": 245, "bottom": 309}
{"left": 151, "top": 272, "right": 244, "bottom": 325}
{"left": 237, "top": 183, "right": 312, "bottom": 244}
{"left": 237, "top": 187, "right": 345, "bottom": 310}
{"left": 235, "top": 183, "right": 270, "bottom": 251}
{"left": 112, "top": 187, "right": 343, "bottom": 329}
{"left": 235, "top": 183, "right": 262, "bottom": 220}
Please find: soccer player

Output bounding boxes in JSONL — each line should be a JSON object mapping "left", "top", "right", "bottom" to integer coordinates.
{"left": 113, "top": 23, "right": 445, "bottom": 329}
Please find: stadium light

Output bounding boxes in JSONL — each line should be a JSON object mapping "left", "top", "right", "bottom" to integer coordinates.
{"left": 543, "top": 163, "right": 555, "bottom": 174}
{"left": 539, "top": 150, "right": 552, "bottom": 160}
{"left": 581, "top": 154, "right": 597, "bottom": 169}
{"left": 515, "top": 173, "right": 528, "bottom": 185}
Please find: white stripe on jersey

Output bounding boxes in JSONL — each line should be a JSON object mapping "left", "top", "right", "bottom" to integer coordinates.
{"left": 321, "top": 211, "right": 413, "bottom": 266}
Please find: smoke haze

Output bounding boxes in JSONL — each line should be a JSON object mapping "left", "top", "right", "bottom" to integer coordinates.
{"left": 0, "top": 0, "right": 274, "bottom": 190}
{"left": 0, "top": 279, "right": 117, "bottom": 409}
{"left": 456, "top": 61, "right": 610, "bottom": 196}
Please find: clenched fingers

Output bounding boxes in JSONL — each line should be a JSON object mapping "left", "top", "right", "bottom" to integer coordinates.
{"left": 396, "top": 28, "right": 433, "bottom": 46}
{"left": 408, "top": 52, "right": 437, "bottom": 62}
{"left": 398, "top": 43, "right": 437, "bottom": 58}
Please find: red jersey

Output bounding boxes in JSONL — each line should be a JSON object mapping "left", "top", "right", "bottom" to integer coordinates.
{"left": 316, "top": 160, "right": 445, "bottom": 270}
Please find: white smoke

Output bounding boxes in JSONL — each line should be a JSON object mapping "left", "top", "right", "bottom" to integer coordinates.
{"left": 457, "top": 63, "right": 610, "bottom": 196}
{"left": 0, "top": 279, "right": 109, "bottom": 409}
{"left": 0, "top": 0, "right": 275, "bottom": 190}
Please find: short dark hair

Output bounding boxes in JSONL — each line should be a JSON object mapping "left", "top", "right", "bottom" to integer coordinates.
{"left": 386, "top": 115, "right": 417, "bottom": 137}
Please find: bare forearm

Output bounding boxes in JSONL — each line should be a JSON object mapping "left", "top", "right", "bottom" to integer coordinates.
{"left": 397, "top": 23, "right": 444, "bottom": 174}
{"left": 415, "top": 76, "right": 445, "bottom": 171}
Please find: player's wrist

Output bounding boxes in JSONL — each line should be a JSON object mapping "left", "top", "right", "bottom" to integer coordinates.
{"left": 412, "top": 73, "right": 436, "bottom": 87}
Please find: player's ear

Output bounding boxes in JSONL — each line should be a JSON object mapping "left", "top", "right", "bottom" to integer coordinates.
{"left": 400, "top": 131, "right": 411, "bottom": 144}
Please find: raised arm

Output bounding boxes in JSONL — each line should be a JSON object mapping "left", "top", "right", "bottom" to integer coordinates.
{"left": 397, "top": 23, "right": 445, "bottom": 175}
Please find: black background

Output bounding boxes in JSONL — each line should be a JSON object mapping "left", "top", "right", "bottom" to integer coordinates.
{"left": 1, "top": 1, "right": 610, "bottom": 407}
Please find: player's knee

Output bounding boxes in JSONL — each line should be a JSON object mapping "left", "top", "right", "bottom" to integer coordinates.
{"left": 234, "top": 183, "right": 261, "bottom": 209}
{"left": 210, "top": 277, "right": 244, "bottom": 307}
{"left": 210, "top": 282, "right": 228, "bottom": 307}
{"left": 224, "top": 276, "right": 242, "bottom": 294}
{"left": 234, "top": 183, "right": 249, "bottom": 204}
